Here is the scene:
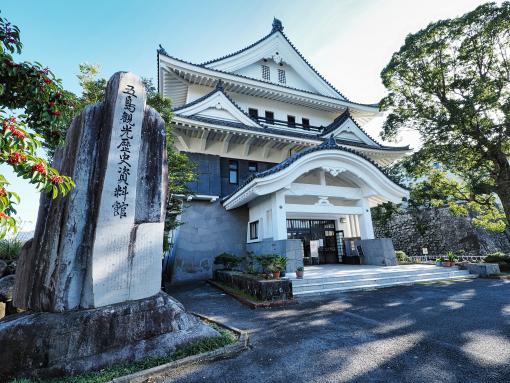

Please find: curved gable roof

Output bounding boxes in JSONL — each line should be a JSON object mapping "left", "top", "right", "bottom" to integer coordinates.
{"left": 223, "top": 136, "right": 408, "bottom": 204}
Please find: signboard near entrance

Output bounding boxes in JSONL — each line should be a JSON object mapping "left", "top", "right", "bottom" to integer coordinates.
{"left": 310, "top": 240, "right": 320, "bottom": 259}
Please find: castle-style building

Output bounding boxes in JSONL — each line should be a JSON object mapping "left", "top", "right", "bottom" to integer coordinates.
{"left": 158, "top": 19, "right": 409, "bottom": 282}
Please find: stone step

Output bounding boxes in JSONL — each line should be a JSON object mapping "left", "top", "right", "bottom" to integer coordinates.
{"left": 291, "top": 267, "right": 469, "bottom": 286}
{"left": 292, "top": 273, "right": 477, "bottom": 296}
{"left": 292, "top": 271, "right": 471, "bottom": 292}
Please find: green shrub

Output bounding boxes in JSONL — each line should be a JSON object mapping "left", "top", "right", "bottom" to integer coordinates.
{"left": 254, "top": 254, "right": 278, "bottom": 273}
{"left": 0, "top": 237, "right": 26, "bottom": 261}
{"left": 213, "top": 253, "right": 241, "bottom": 270}
{"left": 395, "top": 250, "right": 410, "bottom": 264}
{"left": 484, "top": 252, "right": 510, "bottom": 264}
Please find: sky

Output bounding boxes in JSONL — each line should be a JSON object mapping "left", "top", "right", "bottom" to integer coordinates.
{"left": 2, "top": 0, "right": 495, "bottom": 229}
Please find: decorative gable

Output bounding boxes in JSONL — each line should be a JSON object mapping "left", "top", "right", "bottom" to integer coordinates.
{"left": 201, "top": 19, "right": 345, "bottom": 99}
{"left": 173, "top": 87, "right": 261, "bottom": 128}
{"left": 322, "top": 111, "right": 381, "bottom": 147}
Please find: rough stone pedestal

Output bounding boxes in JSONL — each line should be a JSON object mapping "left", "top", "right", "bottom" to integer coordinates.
{"left": 0, "top": 292, "right": 218, "bottom": 380}
{"left": 356, "top": 238, "right": 398, "bottom": 266}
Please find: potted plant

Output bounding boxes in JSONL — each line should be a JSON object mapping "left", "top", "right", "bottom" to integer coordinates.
{"left": 447, "top": 251, "right": 457, "bottom": 267}
{"left": 267, "top": 264, "right": 280, "bottom": 279}
{"left": 435, "top": 258, "right": 443, "bottom": 267}
{"left": 296, "top": 266, "right": 304, "bottom": 279}
{"left": 274, "top": 255, "right": 287, "bottom": 278}
{"left": 255, "top": 254, "right": 277, "bottom": 279}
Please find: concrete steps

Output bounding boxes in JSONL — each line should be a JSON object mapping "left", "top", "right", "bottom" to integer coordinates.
{"left": 291, "top": 267, "right": 476, "bottom": 296}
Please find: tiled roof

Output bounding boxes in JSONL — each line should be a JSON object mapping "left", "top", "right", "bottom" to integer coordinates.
{"left": 172, "top": 81, "right": 409, "bottom": 150}
{"left": 320, "top": 109, "right": 409, "bottom": 151}
{"left": 156, "top": 20, "right": 379, "bottom": 109}
{"left": 222, "top": 136, "right": 409, "bottom": 204}
{"left": 199, "top": 19, "right": 350, "bottom": 101}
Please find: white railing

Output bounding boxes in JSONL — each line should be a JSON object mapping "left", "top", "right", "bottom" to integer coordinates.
{"left": 408, "top": 255, "right": 490, "bottom": 263}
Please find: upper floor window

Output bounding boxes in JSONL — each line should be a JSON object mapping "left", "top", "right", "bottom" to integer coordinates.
{"left": 302, "top": 118, "right": 310, "bottom": 130}
{"left": 278, "top": 69, "right": 286, "bottom": 84}
{"left": 248, "top": 108, "right": 258, "bottom": 119}
{"left": 287, "top": 115, "right": 296, "bottom": 127}
{"left": 262, "top": 65, "right": 270, "bottom": 81}
{"left": 229, "top": 160, "right": 238, "bottom": 184}
{"left": 248, "top": 162, "right": 258, "bottom": 174}
{"left": 265, "top": 111, "right": 274, "bottom": 124}
{"left": 249, "top": 220, "right": 259, "bottom": 240}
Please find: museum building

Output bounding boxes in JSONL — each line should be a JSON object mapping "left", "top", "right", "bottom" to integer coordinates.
{"left": 158, "top": 19, "right": 410, "bottom": 282}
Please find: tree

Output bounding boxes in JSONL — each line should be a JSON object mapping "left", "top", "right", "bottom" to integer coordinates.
{"left": 380, "top": 2, "right": 510, "bottom": 231}
{"left": 0, "top": 14, "right": 74, "bottom": 237}
{"left": 73, "top": 67, "right": 196, "bottom": 249}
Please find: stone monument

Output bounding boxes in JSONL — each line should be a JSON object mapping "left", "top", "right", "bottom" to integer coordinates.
{"left": 0, "top": 72, "right": 217, "bottom": 380}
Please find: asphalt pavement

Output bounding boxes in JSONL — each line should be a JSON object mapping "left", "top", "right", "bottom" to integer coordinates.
{"left": 159, "top": 278, "right": 510, "bottom": 383}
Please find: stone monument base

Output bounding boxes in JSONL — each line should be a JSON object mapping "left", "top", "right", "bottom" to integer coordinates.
{"left": 0, "top": 292, "right": 219, "bottom": 380}
{"left": 355, "top": 238, "right": 398, "bottom": 266}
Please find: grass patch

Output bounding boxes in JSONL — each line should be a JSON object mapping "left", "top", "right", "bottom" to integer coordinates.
{"left": 10, "top": 323, "right": 237, "bottom": 383}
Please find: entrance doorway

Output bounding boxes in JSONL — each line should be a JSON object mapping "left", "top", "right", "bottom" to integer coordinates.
{"left": 287, "top": 219, "right": 339, "bottom": 264}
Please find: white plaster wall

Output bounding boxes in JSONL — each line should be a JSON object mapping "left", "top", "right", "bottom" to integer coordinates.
{"left": 183, "top": 84, "right": 339, "bottom": 129}
{"left": 233, "top": 60, "right": 317, "bottom": 93}
{"left": 247, "top": 195, "right": 274, "bottom": 242}
{"left": 231, "top": 93, "right": 338, "bottom": 128}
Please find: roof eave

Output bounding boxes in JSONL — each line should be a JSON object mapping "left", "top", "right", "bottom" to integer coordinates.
{"left": 158, "top": 52, "right": 380, "bottom": 114}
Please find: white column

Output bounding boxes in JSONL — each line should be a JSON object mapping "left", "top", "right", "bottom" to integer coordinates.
{"left": 271, "top": 189, "right": 287, "bottom": 240}
{"left": 358, "top": 198, "right": 374, "bottom": 239}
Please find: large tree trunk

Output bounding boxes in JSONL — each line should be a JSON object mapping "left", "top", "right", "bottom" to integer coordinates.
{"left": 495, "top": 156, "right": 510, "bottom": 228}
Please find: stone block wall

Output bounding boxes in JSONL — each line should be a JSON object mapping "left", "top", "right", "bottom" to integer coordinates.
{"left": 171, "top": 200, "right": 248, "bottom": 284}
{"left": 373, "top": 207, "right": 510, "bottom": 258}
{"left": 214, "top": 271, "right": 293, "bottom": 301}
{"left": 246, "top": 239, "right": 304, "bottom": 273}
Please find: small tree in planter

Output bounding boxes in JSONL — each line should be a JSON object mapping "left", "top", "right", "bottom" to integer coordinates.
{"left": 255, "top": 254, "right": 278, "bottom": 279}
{"left": 214, "top": 253, "right": 241, "bottom": 271}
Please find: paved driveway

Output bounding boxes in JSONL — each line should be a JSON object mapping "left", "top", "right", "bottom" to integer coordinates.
{"left": 161, "top": 278, "right": 510, "bottom": 383}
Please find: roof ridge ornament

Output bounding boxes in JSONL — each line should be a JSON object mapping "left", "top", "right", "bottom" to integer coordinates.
{"left": 272, "top": 18, "right": 284, "bottom": 33}
{"left": 323, "top": 135, "right": 338, "bottom": 148}
{"left": 157, "top": 44, "right": 168, "bottom": 55}
{"left": 215, "top": 80, "right": 225, "bottom": 91}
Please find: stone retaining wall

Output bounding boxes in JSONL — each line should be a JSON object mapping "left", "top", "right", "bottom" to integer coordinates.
{"left": 214, "top": 270, "right": 293, "bottom": 301}
{"left": 373, "top": 207, "right": 510, "bottom": 258}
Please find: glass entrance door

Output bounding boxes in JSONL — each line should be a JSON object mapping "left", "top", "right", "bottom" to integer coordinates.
{"left": 287, "top": 219, "right": 339, "bottom": 264}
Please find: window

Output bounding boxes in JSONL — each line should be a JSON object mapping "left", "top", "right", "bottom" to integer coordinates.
{"left": 265, "top": 111, "right": 274, "bottom": 124}
{"left": 249, "top": 221, "right": 259, "bottom": 240}
{"left": 248, "top": 108, "right": 258, "bottom": 119}
{"left": 278, "top": 69, "right": 286, "bottom": 84}
{"left": 261, "top": 65, "right": 270, "bottom": 80}
{"left": 302, "top": 118, "right": 310, "bottom": 130}
{"left": 248, "top": 162, "right": 258, "bottom": 174}
{"left": 229, "top": 160, "right": 238, "bottom": 184}
{"left": 287, "top": 115, "right": 296, "bottom": 127}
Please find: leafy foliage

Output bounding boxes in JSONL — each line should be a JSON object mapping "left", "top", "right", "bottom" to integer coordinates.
{"left": 380, "top": 2, "right": 510, "bottom": 231}
{"left": 214, "top": 252, "right": 241, "bottom": 270}
{"left": 0, "top": 15, "right": 77, "bottom": 153}
{"left": 0, "top": 14, "right": 75, "bottom": 237}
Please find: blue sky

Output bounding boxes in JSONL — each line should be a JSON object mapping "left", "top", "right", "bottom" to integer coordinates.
{"left": 2, "top": 0, "right": 492, "bottom": 229}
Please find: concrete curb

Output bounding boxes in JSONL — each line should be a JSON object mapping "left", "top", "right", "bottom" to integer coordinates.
{"left": 207, "top": 279, "right": 298, "bottom": 309}
{"left": 111, "top": 313, "right": 249, "bottom": 383}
